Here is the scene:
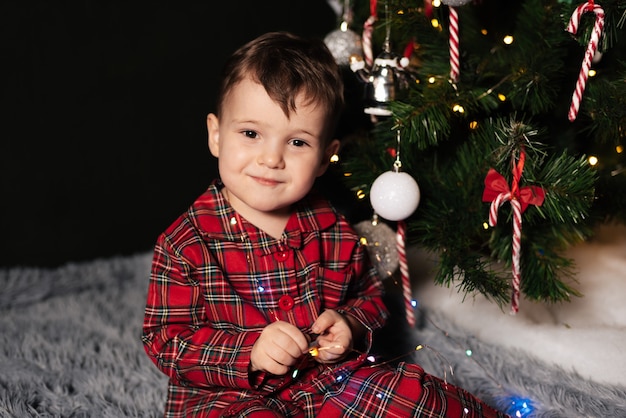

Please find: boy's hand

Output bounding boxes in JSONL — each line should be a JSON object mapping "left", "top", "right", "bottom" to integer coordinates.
{"left": 250, "top": 321, "right": 309, "bottom": 376}
{"left": 310, "top": 310, "right": 355, "bottom": 364}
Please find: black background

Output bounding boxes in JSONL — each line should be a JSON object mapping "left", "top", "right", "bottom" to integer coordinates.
{"left": 0, "top": 1, "right": 362, "bottom": 267}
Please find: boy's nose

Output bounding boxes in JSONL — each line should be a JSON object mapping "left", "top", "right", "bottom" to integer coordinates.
{"left": 258, "top": 145, "right": 285, "bottom": 169}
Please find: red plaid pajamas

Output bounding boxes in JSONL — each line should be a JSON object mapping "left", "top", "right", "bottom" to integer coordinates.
{"left": 142, "top": 181, "right": 508, "bottom": 417}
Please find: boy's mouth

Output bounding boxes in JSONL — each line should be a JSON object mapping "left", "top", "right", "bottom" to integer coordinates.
{"left": 251, "top": 176, "right": 282, "bottom": 186}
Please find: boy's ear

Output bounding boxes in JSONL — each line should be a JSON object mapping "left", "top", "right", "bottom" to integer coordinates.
{"left": 207, "top": 113, "right": 220, "bottom": 157}
{"left": 317, "top": 139, "right": 341, "bottom": 177}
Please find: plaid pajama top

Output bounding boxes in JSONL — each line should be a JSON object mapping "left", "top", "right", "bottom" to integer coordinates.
{"left": 142, "top": 181, "right": 389, "bottom": 417}
{"left": 142, "top": 182, "right": 508, "bottom": 418}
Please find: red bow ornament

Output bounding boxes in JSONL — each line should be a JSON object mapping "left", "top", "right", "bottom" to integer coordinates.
{"left": 482, "top": 169, "right": 545, "bottom": 215}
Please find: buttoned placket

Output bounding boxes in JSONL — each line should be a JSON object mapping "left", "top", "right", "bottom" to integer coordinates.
{"left": 273, "top": 242, "right": 296, "bottom": 323}
{"left": 231, "top": 211, "right": 300, "bottom": 324}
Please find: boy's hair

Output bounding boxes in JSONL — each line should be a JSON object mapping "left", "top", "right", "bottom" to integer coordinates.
{"left": 216, "top": 32, "right": 345, "bottom": 141}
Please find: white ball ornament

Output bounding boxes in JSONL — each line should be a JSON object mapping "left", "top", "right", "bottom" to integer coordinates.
{"left": 369, "top": 171, "right": 420, "bottom": 221}
{"left": 440, "top": 0, "right": 472, "bottom": 5}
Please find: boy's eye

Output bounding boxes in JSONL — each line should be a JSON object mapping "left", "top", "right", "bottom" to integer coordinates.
{"left": 243, "top": 130, "right": 258, "bottom": 139}
{"left": 289, "top": 139, "right": 308, "bottom": 147}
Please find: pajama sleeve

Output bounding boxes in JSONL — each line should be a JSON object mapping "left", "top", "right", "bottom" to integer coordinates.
{"left": 142, "top": 234, "right": 259, "bottom": 391}
{"left": 333, "top": 229, "right": 389, "bottom": 346}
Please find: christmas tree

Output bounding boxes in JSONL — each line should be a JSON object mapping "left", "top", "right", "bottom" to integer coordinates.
{"left": 329, "top": 0, "right": 626, "bottom": 310}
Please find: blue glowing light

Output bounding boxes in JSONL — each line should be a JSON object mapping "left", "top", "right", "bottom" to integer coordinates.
{"left": 507, "top": 396, "right": 534, "bottom": 417}
{"left": 411, "top": 299, "right": 418, "bottom": 308}
{"left": 257, "top": 285, "right": 265, "bottom": 292}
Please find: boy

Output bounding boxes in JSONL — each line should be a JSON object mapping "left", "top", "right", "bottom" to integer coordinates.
{"left": 142, "top": 31, "right": 508, "bottom": 417}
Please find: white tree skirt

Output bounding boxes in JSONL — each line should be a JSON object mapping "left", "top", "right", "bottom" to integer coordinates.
{"left": 410, "top": 222, "right": 626, "bottom": 387}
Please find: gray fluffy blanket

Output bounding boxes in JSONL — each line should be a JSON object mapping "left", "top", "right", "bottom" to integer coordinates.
{"left": 1, "top": 253, "right": 625, "bottom": 417}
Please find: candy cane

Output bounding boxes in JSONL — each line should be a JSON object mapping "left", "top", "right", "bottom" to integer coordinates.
{"left": 449, "top": 6, "right": 460, "bottom": 83}
{"left": 362, "top": 0, "right": 377, "bottom": 67}
{"left": 483, "top": 149, "right": 543, "bottom": 314}
{"left": 489, "top": 192, "right": 523, "bottom": 314}
{"left": 396, "top": 221, "right": 415, "bottom": 326}
{"left": 510, "top": 199, "right": 522, "bottom": 314}
{"left": 491, "top": 150, "right": 525, "bottom": 314}
{"left": 489, "top": 191, "right": 512, "bottom": 228}
{"left": 566, "top": 1, "right": 604, "bottom": 122}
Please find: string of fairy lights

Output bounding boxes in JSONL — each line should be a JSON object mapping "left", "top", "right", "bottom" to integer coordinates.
{"left": 301, "top": 270, "right": 535, "bottom": 417}
{"left": 348, "top": 218, "right": 534, "bottom": 417}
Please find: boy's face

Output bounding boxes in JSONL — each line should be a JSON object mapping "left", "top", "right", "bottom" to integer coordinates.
{"left": 207, "top": 77, "right": 340, "bottom": 224}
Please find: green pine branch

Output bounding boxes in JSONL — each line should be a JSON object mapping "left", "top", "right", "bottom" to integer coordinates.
{"left": 341, "top": 0, "right": 625, "bottom": 305}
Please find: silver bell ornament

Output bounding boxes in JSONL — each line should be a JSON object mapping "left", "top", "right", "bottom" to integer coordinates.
{"left": 350, "top": 0, "right": 416, "bottom": 118}
{"left": 351, "top": 39, "right": 411, "bottom": 117}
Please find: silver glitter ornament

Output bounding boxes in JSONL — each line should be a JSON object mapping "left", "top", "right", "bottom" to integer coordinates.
{"left": 324, "top": 0, "right": 361, "bottom": 66}
{"left": 354, "top": 219, "right": 399, "bottom": 278}
{"left": 324, "top": 26, "right": 362, "bottom": 66}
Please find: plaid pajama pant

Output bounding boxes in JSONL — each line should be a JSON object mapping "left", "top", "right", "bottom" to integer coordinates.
{"left": 185, "top": 358, "right": 508, "bottom": 417}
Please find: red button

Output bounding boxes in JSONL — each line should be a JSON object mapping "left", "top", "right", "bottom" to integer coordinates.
{"left": 278, "top": 295, "right": 295, "bottom": 311}
{"left": 274, "top": 251, "right": 289, "bottom": 262}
